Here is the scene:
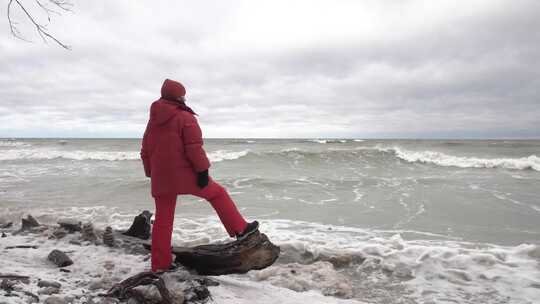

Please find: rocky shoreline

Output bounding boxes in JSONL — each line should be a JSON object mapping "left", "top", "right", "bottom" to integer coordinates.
{"left": 0, "top": 214, "right": 218, "bottom": 304}
{"left": 1, "top": 213, "right": 365, "bottom": 304}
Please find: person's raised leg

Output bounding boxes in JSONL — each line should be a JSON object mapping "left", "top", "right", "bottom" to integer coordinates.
{"left": 192, "top": 180, "right": 248, "bottom": 237}
{"left": 151, "top": 194, "right": 177, "bottom": 272}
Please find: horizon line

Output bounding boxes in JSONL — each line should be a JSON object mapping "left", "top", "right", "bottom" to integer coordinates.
{"left": 2, "top": 137, "right": 540, "bottom": 140}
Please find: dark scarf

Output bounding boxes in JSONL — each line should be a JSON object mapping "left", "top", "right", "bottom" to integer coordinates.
{"left": 163, "top": 97, "right": 198, "bottom": 116}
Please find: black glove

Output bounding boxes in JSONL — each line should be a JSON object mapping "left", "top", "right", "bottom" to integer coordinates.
{"left": 197, "top": 170, "right": 209, "bottom": 189}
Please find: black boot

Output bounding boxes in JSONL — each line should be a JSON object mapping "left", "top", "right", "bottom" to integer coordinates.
{"left": 236, "top": 221, "right": 259, "bottom": 240}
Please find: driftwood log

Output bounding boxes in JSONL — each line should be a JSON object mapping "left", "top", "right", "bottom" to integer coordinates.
{"left": 104, "top": 271, "right": 173, "bottom": 303}
{"left": 143, "top": 231, "right": 280, "bottom": 275}
{"left": 0, "top": 274, "right": 30, "bottom": 281}
{"left": 5, "top": 245, "right": 38, "bottom": 249}
{"left": 103, "top": 270, "right": 216, "bottom": 304}
{"left": 57, "top": 219, "right": 82, "bottom": 232}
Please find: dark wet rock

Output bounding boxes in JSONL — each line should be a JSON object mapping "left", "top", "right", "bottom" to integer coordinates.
{"left": 47, "top": 249, "right": 73, "bottom": 267}
{"left": 0, "top": 279, "right": 16, "bottom": 292}
{"left": 50, "top": 228, "right": 68, "bottom": 240}
{"left": 19, "top": 215, "right": 40, "bottom": 232}
{"left": 0, "top": 222, "right": 13, "bottom": 229}
{"left": 29, "top": 226, "right": 49, "bottom": 234}
{"left": 38, "top": 280, "right": 62, "bottom": 289}
{"left": 23, "top": 291, "right": 40, "bottom": 303}
{"left": 1, "top": 232, "right": 6, "bottom": 238}
{"left": 57, "top": 219, "right": 82, "bottom": 233}
{"left": 184, "top": 284, "right": 210, "bottom": 303}
{"left": 44, "top": 296, "right": 67, "bottom": 304}
{"left": 319, "top": 253, "right": 366, "bottom": 268}
{"left": 126, "top": 298, "right": 141, "bottom": 304}
{"left": 114, "top": 233, "right": 152, "bottom": 255}
{"left": 38, "top": 286, "right": 60, "bottom": 295}
{"left": 193, "top": 277, "right": 220, "bottom": 287}
{"left": 88, "top": 279, "right": 109, "bottom": 291}
{"left": 81, "top": 222, "right": 97, "bottom": 242}
{"left": 69, "top": 239, "right": 81, "bottom": 246}
{"left": 96, "top": 297, "right": 120, "bottom": 304}
{"left": 103, "top": 226, "right": 115, "bottom": 247}
{"left": 123, "top": 211, "right": 152, "bottom": 240}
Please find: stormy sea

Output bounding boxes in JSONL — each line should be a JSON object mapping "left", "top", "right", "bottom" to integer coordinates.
{"left": 1, "top": 138, "right": 539, "bottom": 304}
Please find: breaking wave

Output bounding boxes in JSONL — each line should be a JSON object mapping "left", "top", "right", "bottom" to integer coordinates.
{"left": 308, "top": 139, "right": 349, "bottom": 144}
{"left": 2, "top": 143, "right": 540, "bottom": 172}
{"left": 0, "top": 148, "right": 250, "bottom": 162}
{"left": 0, "top": 140, "right": 30, "bottom": 147}
{"left": 218, "top": 147, "right": 540, "bottom": 172}
{"left": 207, "top": 149, "right": 250, "bottom": 162}
{"left": 379, "top": 146, "right": 540, "bottom": 171}
{"left": 1, "top": 208, "right": 538, "bottom": 304}
{"left": 253, "top": 146, "right": 540, "bottom": 172}
{"left": 0, "top": 149, "right": 139, "bottom": 161}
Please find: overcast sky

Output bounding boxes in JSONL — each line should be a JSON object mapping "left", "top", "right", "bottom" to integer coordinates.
{"left": 1, "top": 0, "right": 539, "bottom": 138}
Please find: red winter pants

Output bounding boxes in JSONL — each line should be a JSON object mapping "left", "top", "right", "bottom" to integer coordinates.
{"left": 151, "top": 180, "right": 248, "bottom": 272}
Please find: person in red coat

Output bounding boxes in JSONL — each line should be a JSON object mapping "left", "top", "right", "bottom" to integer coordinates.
{"left": 141, "top": 79, "right": 259, "bottom": 272}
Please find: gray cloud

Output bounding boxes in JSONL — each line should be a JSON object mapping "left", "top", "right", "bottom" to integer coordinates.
{"left": 0, "top": 0, "right": 539, "bottom": 138}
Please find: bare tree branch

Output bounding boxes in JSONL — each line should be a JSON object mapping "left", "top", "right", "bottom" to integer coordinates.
{"left": 35, "top": 0, "right": 72, "bottom": 17}
{"left": 7, "top": 0, "right": 72, "bottom": 49}
{"left": 48, "top": 0, "right": 72, "bottom": 11}
{"left": 7, "top": 0, "right": 31, "bottom": 42}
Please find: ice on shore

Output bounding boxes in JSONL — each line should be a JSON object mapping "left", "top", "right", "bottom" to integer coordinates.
{"left": 251, "top": 261, "right": 354, "bottom": 298}
{"left": 211, "top": 276, "right": 364, "bottom": 304}
{"left": 0, "top": 231, "right": 364, "bottom": 304}
{"left": 2, "top": 211, "right": 540, "bottom": 304}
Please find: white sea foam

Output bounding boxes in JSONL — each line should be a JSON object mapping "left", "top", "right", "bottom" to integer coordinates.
{"left": 207, "top": 149, "right": 250, "bottom": 162}
{"left": 0, "top": 148, "right": 140, "bottom": 161}
{"left": 0, "top": 140, "right": 30, "bottom": 147}
{"left": 0, "top": 234, "right": 148, "bottom": 304}
{"left": 279, "top": 147, "right": 302, "bottom": 152}
{"left": 262, "top": 220, "right": 540, "bottom": 304}
{"left": 251, "top": 261, "right": 354, "bottom": 298}
{"left": 379, "top": 146, "right": 540, "bottom": 171}
{"left": 0, "top": 233, "right": 365, "bottom": 304}
{"left": 158, "top": 214, "right": 540, "bottom": 303}
{"left": 309, "top": 139, "right": 348, "bottom": 144}
{"left": 1, "top": 209, "right": 539, "bottom": 304}
{"left": 209, "top": 276, "right": 365, "bottom": 304}
{"left": 0, "top": 148, "right": 250, "bottom": 162}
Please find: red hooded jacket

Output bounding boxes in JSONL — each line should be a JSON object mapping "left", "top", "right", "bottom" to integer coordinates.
{"left": 141, "top": 80, "right": 211, "bottom": 197}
